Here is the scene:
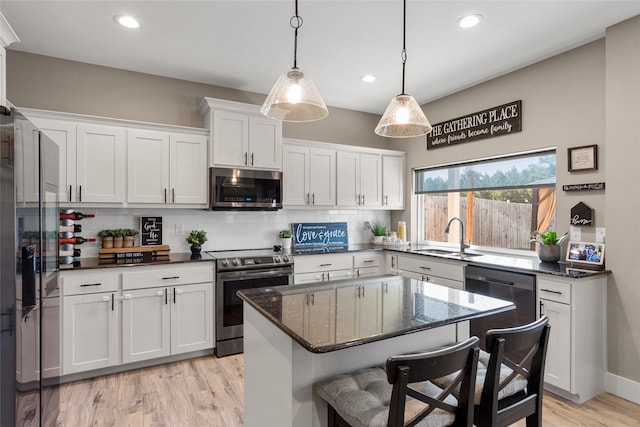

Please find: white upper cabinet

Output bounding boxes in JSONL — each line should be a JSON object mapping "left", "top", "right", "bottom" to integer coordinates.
{"left": 336, "top": 151, "right": 382, "bottom": 207}
{"left": 128, "top": 129, "right": 207, "bottom": 205}
{"left": 0, "top": 12, "right": 19, "bottom": 106}
{"left": 382, "top": 154, "right": 404, "bottom": 209}
{"left": 76, "top": 123, "right": 127, "bottom": 203}
{"left": 201, "top": 97, "right": 282, "bottom": 170}
{"left": 282, "top": 141, "right": 336, "bottom": 207}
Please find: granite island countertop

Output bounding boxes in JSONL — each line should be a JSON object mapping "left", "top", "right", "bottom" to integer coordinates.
{"left": 237, "top": 274, "right": 514, "bottom": 353}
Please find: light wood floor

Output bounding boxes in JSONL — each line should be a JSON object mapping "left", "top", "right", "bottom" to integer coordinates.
{"left": 43, "top": 355, "right": 640, "bottom": 426}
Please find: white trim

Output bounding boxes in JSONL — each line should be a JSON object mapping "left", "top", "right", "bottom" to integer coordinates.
{"left": 199, "top": 96, "right": 263, "bottom": 116}
{"left": 606, "top": 372, "right": 640, "bottom": 405}
{"left": 283, "top": 137, "right": 406, "bottom": 157}
{"left": 0, "top": 12, "right": 20, "bottom": 47}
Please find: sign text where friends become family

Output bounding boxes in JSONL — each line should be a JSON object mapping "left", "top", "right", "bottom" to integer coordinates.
{"left": 427, "top": 100, "right": 522, "bottom": 150}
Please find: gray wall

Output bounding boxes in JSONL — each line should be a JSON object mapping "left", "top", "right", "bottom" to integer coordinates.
{"left": 6, "top": 50, "right": 391, "bottom": 150}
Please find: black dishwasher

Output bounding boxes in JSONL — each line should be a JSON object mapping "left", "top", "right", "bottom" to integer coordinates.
{"left": 465, "top": 265, "right": 536, "bottom": 350}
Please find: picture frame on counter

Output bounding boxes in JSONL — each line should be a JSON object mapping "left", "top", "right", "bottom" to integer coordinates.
{"left": 566, "top": 241, "right": 605, "bottom": 266}
{"left": 568, "top": 144, "right": 598, "bottom": 172}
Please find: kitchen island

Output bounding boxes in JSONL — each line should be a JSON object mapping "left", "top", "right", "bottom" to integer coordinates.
{"left": 238, "top": 275, "right": 514, "bottom": 427}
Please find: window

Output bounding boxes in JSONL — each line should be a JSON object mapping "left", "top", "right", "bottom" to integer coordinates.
{"left": 415, "top": 150, "right": 556, "bottom": 252}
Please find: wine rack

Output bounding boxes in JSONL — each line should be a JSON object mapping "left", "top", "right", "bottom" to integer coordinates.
{"left": 59, "top": 209, "right": 95, "bottom": 265}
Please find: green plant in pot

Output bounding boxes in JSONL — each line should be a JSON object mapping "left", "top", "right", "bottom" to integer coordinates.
{"left": 370, "top": 221, "right": 388, "bottom": 243}
{"left": 186, "top": 230, "right": 207, "bottom": 254}
{"left": 123, "top": 229, "right": 138, "bottom": 248}
{"left": 530, "top": 229, "right": 568, "bottom": 262}
{"left": 98, "top": 229, "right": 114, "bottom": 249}
{"left": 279, "top": 229, "right": 292, "bottom": 250}
{"left": 112, "top": 229, "right": 126, "bottom": 248}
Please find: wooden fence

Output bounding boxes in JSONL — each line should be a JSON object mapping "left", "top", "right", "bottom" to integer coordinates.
{"left": 422, "top": 196, "right": 547, "bottom": 250}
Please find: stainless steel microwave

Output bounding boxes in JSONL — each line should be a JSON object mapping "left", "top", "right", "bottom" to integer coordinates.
{"left": 209, "top": 167, "right": 282, "bottom": 211}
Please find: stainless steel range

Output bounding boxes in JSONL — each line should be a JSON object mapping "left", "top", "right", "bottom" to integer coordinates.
{"left": 207, "top": 248, "right": 294, "bottom": 357}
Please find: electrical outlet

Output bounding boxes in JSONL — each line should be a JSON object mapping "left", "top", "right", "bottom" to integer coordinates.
{"left": 364, "top": 221, "right": 371, "bottom": 230}
{"left": 596, "top": 227, "right": 606, "bottom": 243}
{"left": 175, "top": 224, "right": 185, "bottom": 236}
{"left": 570, "top": 226, "right": 581, "bottom": 242}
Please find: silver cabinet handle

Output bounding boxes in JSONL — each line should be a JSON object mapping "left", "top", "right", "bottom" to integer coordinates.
{"left": 80, "top": 283, "right": 101, "bottom": 287}
{"left": 540, "top": 288, "right": 562, "bottom": 295}
{"left": 306, "top": 193, "right": 310, "bottom": 205}
{"left": 385, "top": 195, "right": 389, "bottom": 205}
{"left": 69, "top": 185, "right": 73, "bottom": 202}
{"left": 361, "top": 286, "right": 365, "bottom": 297}
{"left": 251, "top": 152, "right": 254, "bottom": 166}
{"left": 244, "top": 152, "right": 248, "bottom": 165}
{"left": 312, "top": 193, "right": 315, "bottom": 205}
{"left": 164, "top": 188, "right": 167, "bottom": 203}
{"left": 362, "top": 194, "right": 365, "bottom": 205}
{"left": 79, "top": 185, "right": 82, "bottom": 202}
{"left": 172, "top": 188, "right": 175, "bottom": 203}
{"left": 419, "top": 266, "right": 431, "bottom": 270}
{"left": 162, "top": 276, "right": 180, "bottom": 280}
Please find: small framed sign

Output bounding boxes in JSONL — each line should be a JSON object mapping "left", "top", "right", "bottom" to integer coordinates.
{"left": 568, "top": 144, "right": 598, "bottom": 172}
{"left": 140, "top": 217, "right": 162, "bottom": 246}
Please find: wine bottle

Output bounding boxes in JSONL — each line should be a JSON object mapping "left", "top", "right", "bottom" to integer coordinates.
{"left": 58, "top": 236, "right": 96, "bottom": 245}
{"left": 59, "top": 211, "right": 95, "bottom": 220}
{"left": 59, "top": 248, "right": 81, "bottom": 257}
{"left": 59, "top": 224, "right": 82, "bottom": 233}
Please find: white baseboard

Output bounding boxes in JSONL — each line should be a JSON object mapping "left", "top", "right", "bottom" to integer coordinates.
{"left": 606, "top": 372, "right": 640, "bottom": 404}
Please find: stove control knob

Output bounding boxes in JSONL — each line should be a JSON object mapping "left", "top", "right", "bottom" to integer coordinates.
{"left": 274, "top": 256, "right": 281, "bottom": 263}
{"left": 232, "top": 258, "right": 240, "bottom": 266}
{"left": 282, "top": 255, "right": 290, "bottom": 263}
{"left": 221, "top": 259, "right": 229, "bottom": 268}
{"left": 254, "top": 258, "right": 262, "bottom": 264}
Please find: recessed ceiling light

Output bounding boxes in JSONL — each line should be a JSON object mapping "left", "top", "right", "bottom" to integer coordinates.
{"left": 115, "top": 15, "right": 141, "bottom": 29}
{"left": 361, "top": 74, "right": 376, "bottom": 83}
{"left": 457, "top": 14, "right": 482, "bottom": 29}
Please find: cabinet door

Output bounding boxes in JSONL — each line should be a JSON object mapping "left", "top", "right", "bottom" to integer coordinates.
{"left": 212, "top": 110, "right": 248, "bottom": 167}
{"left": 359, "top": 153, "right": 382, "bottom": 207}
{"left": 30, "top": 118, "right": 77, "bottom": 203}
{"left": 282, "top": 144, "right": 310, "bottom": 206}
{"left": 336, "top": 151, "right": 359, "bottom": 206}
{"left": 382, "top": 155, "right": 404, "bottom": 209}
{"left": 41, "top": 297, "right": 61, "bottom": 379}
{"left": 76, "top": 123, "right": 126, "bottom": 203}
{"left": 127, "top": 129, "right": 169, "bottom": 204}
{"left": 249, "top": 116, "right": 282, "bottom": 170}
{"left": 15, "top": 118, "right": 39, "bottom": 202}
{"left": 307, "top": 289, "right": 336, "bottom": 346}
{"left": 382, "top": 280, "right": 404, "bottom": 333}
{"left": 170, "top": 283, "right": 214, "bottom": 354}
{"left": 308, "top": 148, "right": 336, "bottom": 206}
{"left": 281, "top": 293, "right": 307, "bottom": 338}
{"left": 16, "top": 303, "right": 39, "bottom": 384}
{"left": 540, "top": 299, "right": 571, "bottom": 391}
{"left": 122, "top": 288, "right": 170, "bottom": 363}
{"left": 169, "top": 133, "right": 208, "bottom": 205}
{"left": 62, "top": 292, "right": 119, "bottom": 374}
{"left": 359, "top": 283, "right": 382, "bottom": 336}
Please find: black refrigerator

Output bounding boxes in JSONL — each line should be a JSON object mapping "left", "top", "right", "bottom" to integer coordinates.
{"left": 1, "top": 106, "right": 60, "bottom": 426}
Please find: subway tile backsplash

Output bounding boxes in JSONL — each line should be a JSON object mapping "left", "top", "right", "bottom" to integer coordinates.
{"left": 75, "top": 208, "right": 391, "bottom": 258}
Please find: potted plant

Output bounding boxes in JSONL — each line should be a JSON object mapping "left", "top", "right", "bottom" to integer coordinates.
{"left": 370, "top": 221, "right": 388, "bottom": 243}
{"left": 98, "top": 229, "right": 114, "bottom": 249}
{"left": 186, "top": 229, "right": 207, "bottom": 254}
{"left": 279, "top": 229, "right": 292, "bottom": 250}
{"left": 123, "top": 229, "right": 138, "bottom": 248}
{"left": 530, "top": 229, "right": 568, "bottom": 262}
{"left": 112, "top": 229, "right": 126, "bottom": 248}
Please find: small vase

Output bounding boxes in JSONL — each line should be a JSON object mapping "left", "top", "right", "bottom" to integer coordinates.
{"left": 124, "top": 236, "right": 134, "bottom": 248}
{"left": 373, "top": 235, "right": 384, "bottom": 243}
{"left": 113, "top": 236, "right": 124, "bottom": 248}
{"left": 539, "top": 245, "right": 561, "bottom": 263}
{"left": 191, "top": 245, "right": 202, "bottom": 255}
{"left": 281, "top": 237, "right": 292, "bottom": 251}
{"left": 102, "top": 236, "right": 114, "bottom": 249}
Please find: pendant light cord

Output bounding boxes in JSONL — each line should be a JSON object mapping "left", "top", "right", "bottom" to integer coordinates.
{"left": 291, "top": 0, "right": 303, "bottom": 70}
{"left": 401, "top": 0, "right": 407, "bottom": 95}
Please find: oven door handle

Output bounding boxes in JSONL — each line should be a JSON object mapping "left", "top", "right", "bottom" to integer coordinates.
{"left": 217, "top": 268, "right": 293, "bottom": 281}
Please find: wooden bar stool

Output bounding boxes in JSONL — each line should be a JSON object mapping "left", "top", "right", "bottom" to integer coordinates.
{"left": 314, "top": 336, "right": 480, "bottom": 427}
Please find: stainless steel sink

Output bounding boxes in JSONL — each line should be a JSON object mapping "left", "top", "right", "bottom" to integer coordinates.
{"left": 414, "top": 248, "right": 484, "bottom": 258}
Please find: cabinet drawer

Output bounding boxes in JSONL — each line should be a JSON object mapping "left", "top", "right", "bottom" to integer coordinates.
{"left": 537, "top": 278, "right": 571, "bottom": 304}
{"left": 354, "top": 253, "right": 382, "bottom": 269}
{"left": 397, "top": 255, "right": 464, "bottom": 282}
{"left": 122, "top": 263, "right": 214, "bottom": 290}
{"left": 294, "top": 254, "right": 353, "bottom": 274}
{"left": 61, "top": 271, "right": 120, "bottom": 296}
{"left": 294, "top": 269, "right": 352, "bottom": 285}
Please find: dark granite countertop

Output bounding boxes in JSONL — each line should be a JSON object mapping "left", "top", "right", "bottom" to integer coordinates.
{"left": 237, "top": 274, "right": 514, "bottom": 353}
{"left": 59, "top": 252, "right": 214, "bottom": 271}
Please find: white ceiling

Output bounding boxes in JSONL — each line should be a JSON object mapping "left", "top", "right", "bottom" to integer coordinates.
{"left": 2, "top": 1, "right": 639, "bottom": 115}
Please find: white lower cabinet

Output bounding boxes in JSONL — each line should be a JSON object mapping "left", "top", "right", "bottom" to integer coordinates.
{"left": 294, "top": 252, "right": 382, "bottom": 285}
{"left": 382, "top": 279, "right": 404, "bottom": 333}
{"left": 392, "top": 253, "right": 465, "bottom": 290}
{"left": 62, "top": 292, "right": 119, "bottom": 374}
{"left": 537, "top": 274, "right": 606, "bottom": 403}
{"left": 336, "top": 283, "right": 382, "bottom": 342}
{"left": 282, "top": 289, "right": 336, "bottom": 346}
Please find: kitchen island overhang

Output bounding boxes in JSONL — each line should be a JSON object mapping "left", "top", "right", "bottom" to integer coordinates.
{"left": 238, "top": 275, "right": 515, "bottom": 427}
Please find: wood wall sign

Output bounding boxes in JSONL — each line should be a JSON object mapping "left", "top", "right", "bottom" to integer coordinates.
{"left": 570, "top": 202, "right": 594, "bottom": 226}
{"left": 140, "top": 216, "right": 163, "bottom": 246}
{"left": 427, "top": 100, "right": 522, "bottom": 150}
{"left": 562, "top": 182, "right": 605, "bottom": 192}
{"left": 568, "top": 144, "right": 598, "bottom": 172}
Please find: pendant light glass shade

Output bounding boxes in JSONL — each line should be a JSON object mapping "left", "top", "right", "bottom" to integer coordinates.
{"left": 375, "top": 94, "right": 432, "bottom": 138}
{"left": 261, "top": 67, "right": 328, "bottom": 121}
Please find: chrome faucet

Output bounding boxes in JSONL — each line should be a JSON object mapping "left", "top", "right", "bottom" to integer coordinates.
{"left": 445, "top": 217, "right": 469, "bottom": 254}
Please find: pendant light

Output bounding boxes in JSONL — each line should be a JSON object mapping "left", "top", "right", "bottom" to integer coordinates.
{"left": 261, "top": 0, "right": 328, "bottom": 122}
{"left": 375, "top": 0, "right": 432, "bottom": 138}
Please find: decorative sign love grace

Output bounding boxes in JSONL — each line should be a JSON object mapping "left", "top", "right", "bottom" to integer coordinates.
{"left": 427, "top": 100, "right": 522, "bottom": 150}
{"left": 292, "top": 222, "right": 348, "bottom": 247}
{"left": 562, "top": 182, "right": 605, "bottom": 192}
{"left": 570, "top": 202, "right": 594, "bottom": 226}
{"left": 141, "top": 216, "right": 163, "bottom": 246}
